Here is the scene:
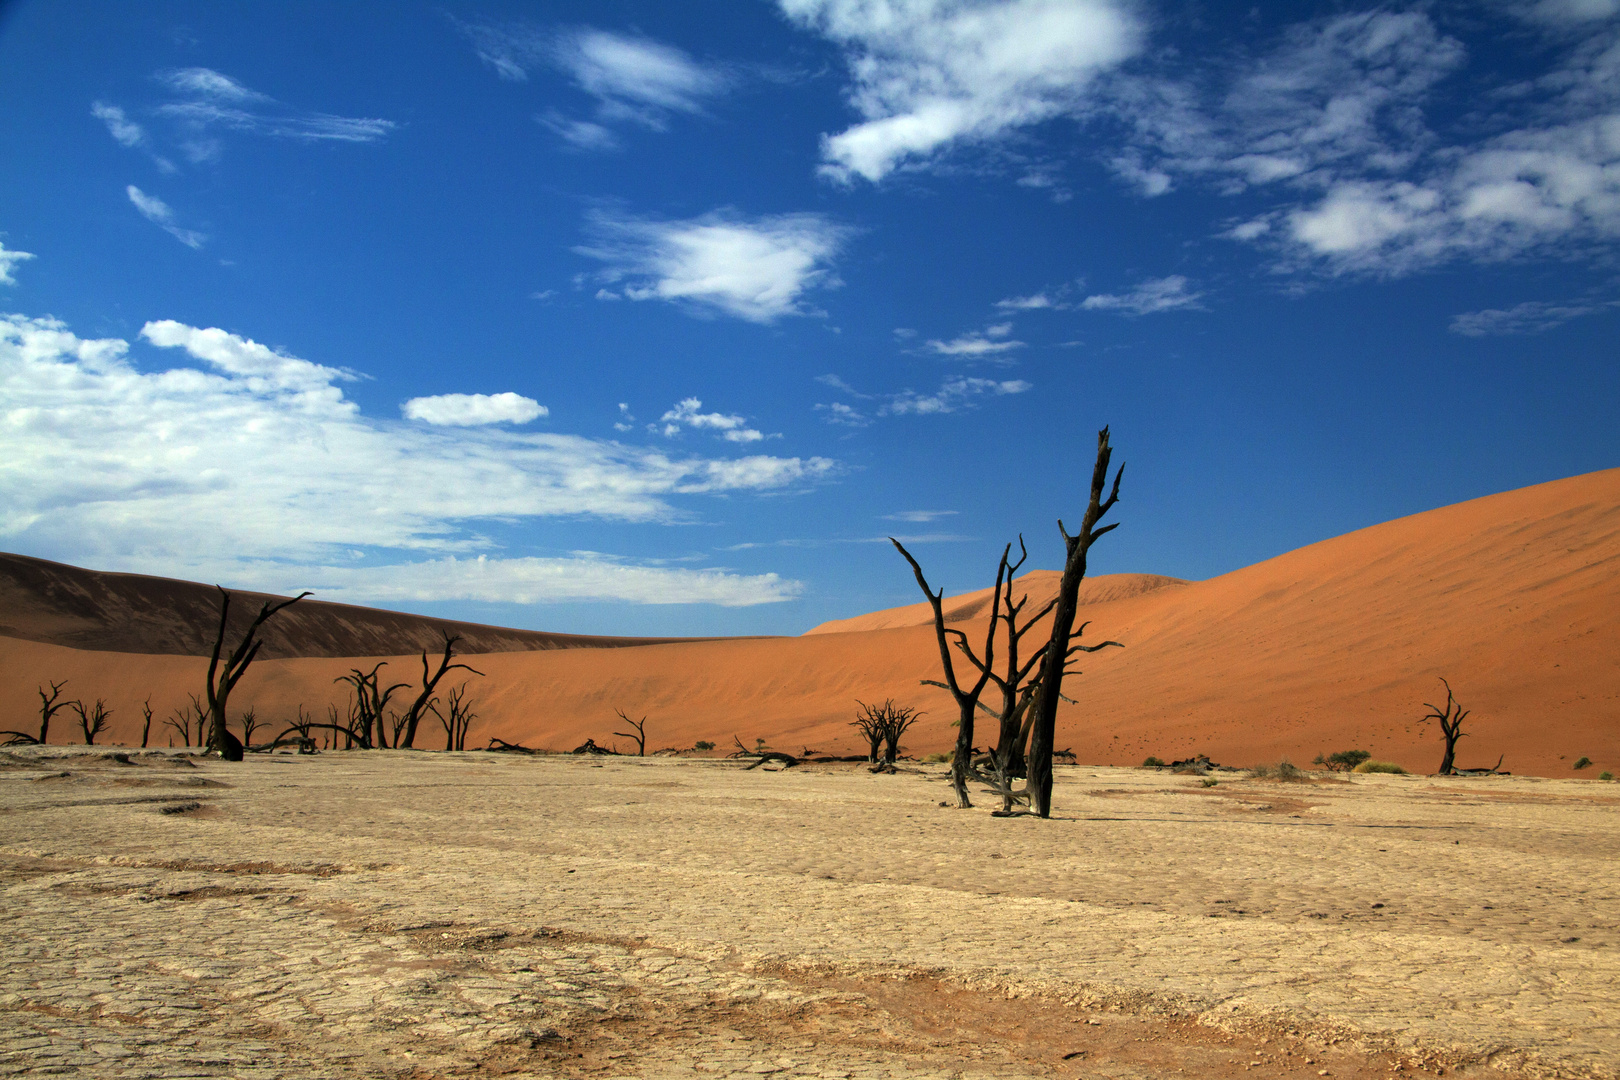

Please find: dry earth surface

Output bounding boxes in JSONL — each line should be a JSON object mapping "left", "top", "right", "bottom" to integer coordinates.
{"left": 2, "top": 748, "right": 1616, "bottom": 1080}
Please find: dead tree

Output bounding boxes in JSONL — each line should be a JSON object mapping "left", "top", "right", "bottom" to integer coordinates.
{"left": 204, "top": 587, "right": 310, "bottom": 760}
{"left": 1420, "top": 678, "right": 1470, "bottom": 775}
{"left": 2, "top": 680, "right": 77, "bottom": 745}
{"left": 396, "top": 636, "right": 484, "bottom": 749}
{"left": 878, "top": 701, "right": 919, "bottom": 763}
{"left": 72, "top": 698, "right": 111, "bottom": 745}
{"left": 431, "top": 684, "right": 477, "bottom": 750}
{"left": 850, "top": 701, "right": 885, "bottom": 763}
{"left": 334, "top": 663, "right": 408, "bottom": 749}
{"left": 163, "top": 694, "right": 204, "bottom": 747}
{"left": 892, "top": 539, "right": 1006, "bottom": 808}
{"left": 613, "top": 709, "right": 649, "bottom": 756}
{"left": 729, "top": 735, "right": 801, "bottom": 769}
{"left": 140, "top": 697, "right": 154, "bottom": 748}
{"left": 1027, "top": 427, "right": 1124, "bottom": 819}
{"left": 238, "top": 708, "right": 264, "bottom": 749}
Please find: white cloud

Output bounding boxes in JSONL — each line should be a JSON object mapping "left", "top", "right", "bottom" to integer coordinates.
{"left": 815, "top": 401, "right": 871, "bottom": 427}
{"left": 815, "top": 373, "right": 871, "bottom": 397}
{"left": 92, "top": 102, "right": 145, "bottom": 147}
{"left": 1449, "top": 297, "right": 1620, "bottom": 335}
{"left": 995, "top": 291, "right": 1058, "bottom": 310}
{"left": 659, "top": 398, "right": 767, "bottom": 443}
{"left": 237, "top": 554, "right": 802, "bottom": 608}
{"left": 1080, "top": 275, "right": 1205, "bottom": 314}
{"left": 884, "top": 377, "right": 1032, "bottom": 415}
{"left": 925, "top": 326, "right": 1025, "bottom": 357}
{"left": 1503, "top": 0, "right": 1620, "bottom": 25}
{"left": 402, "top": 392, "right": 547, "bottom": 426}
{"left": 538, "top": 111, "right": 621, "bottom": 151}
{"left": 0, "top": 242, "right": 35, "bottom": 285}
{"left": 577, "top": 209, "right": 848, "bottom": 322}
{"left": 555, "top": 28, "right": 730, "bottom": 122}
{"left": 883, "top": 509, "right": 958, "bottom": 522}
{"left": 781, "top": 0, "right": 1143, "bottom": 182}
{"left": 152, "top": 67, "right": 395, "bottom": 147}
{"left": 126, "top": 186, "right": 207, "bottom": 249}
{"left": 0, "top": 313, "right": 835, "bottom": 605}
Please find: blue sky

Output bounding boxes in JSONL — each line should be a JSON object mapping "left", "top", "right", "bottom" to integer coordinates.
{"left": 1, "top": 0, "right": 1616, "bottom": 637}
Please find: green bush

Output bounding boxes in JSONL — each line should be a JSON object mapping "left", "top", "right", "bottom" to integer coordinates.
{"left": 1313, "top": 749, "right": 1371, "bottom": 771}
{"left": 1251, "top": 759, "right": 1306, "bottom": 781}
{"left": 920, "top": 751, "right": 952, "bottom": 764}
{"left": 1353, "top": 760, "right": 1406, "bottom": 774}
{"left": 1200, "top": 777, "right": 1218, "bottom": 787}
{"left": 1573, "top": 756, "right": 1592, "bottom": 770}
{"left": 693, "top": 740, "right": 715, "bottom": 752}
{"left": 1142, "top": 756, "right": 1166, "bottom": 767}
{"left": 1600, "top": 771, "right": 1614, "bottom": 781}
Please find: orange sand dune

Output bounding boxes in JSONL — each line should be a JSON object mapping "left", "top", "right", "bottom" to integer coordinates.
{"left": 804, "top": 570, "right": 1188, "bottom": 634}
{"left": 2, "top": 468, "right": 1616, "bottom": 776}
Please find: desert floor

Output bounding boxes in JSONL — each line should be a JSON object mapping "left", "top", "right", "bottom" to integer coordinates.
{"left": 1, "top": 749, "right": 1616, "bottom": 1080}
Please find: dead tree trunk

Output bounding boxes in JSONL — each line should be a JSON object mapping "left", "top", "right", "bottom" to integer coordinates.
{"left": 140, "top": 697, "right": 153, "bottom": 748}
{"left": 850, "top": 701, "right": 885, "bottom": 763}
{"left": 892, "top": 539, "right": 1005, "bottom": 808}
{"left": 613, "top": 710, "right": 649, "bottom": 756}
{"left": 431, "top": 684, "right": 477, "bottom": 750}
{"left": 397, "top": 636, "right": 483, "bottom": 749}
{"left": 1027, "top": 427, "right": 1124, "bottom": 819}
{"left": 334, "top": 663, "right": 407, "bottom": 750}
{"left": 1421, "top": 678, "right": 1470, "bottom": 775}
{"left": 205, "top": 587, "right": 310, "bottom": 760}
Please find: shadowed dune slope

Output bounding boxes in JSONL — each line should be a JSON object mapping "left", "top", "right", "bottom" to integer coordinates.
{"left": 0, "top": 552, "right": 710, "bottom": 659}
{"left": 2, "top": 468, "right": 1615, "bottom": 775}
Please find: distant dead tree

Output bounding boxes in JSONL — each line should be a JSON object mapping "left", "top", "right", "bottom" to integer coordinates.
{"left": 850, "top": 701, "right": 886, "bottom": 763}
{"left": 256, "top": 706, "right": 321, "bottom": 755}
{"left": 396, "top": 637, "right": 484, "bottom": 749}
{"left": 2, "top": 680, "right": 77, "bottom": 745}
{"left": 613, "top": 709, "right": 649, "bottom": 756}
{"left": 71, "top": 698, "right": 111, "bottom": 745}
{"left": 1026, "top": 427, "right": 1124, "bottom": 819}
{"left": 204, "top": 587, "right": 310, "bottom": 760}
{"left": 892, "top": 539, "right": 1007, "bottom": 808}
{"left": 333, "top": 663, "right": 408, "bottom": 749}
{"left": 164, "top": 694, "right": 205, "bottom": 747}
{"left": 1420, "top": 678, "right": 1470, "bottom": 775}
{"left": 140, "top": 697, "right": 154, "bottom": 748}
{"left": 431, "top": 684, "right": 477, "bottom": 751}
{"left": 237, "top": 708, "right": 264, "bottom": 749}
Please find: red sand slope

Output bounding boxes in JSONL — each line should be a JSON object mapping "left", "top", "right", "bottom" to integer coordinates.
{"left": 2, "top": 469, "right": 1616, "bottom": 776}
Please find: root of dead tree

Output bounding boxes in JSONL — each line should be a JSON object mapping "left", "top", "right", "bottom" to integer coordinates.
{"left": 486, "top": 738, "right": 547, "bottom": 755}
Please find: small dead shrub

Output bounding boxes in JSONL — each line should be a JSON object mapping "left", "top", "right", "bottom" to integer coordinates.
{"left": 1353, "top": 760, "right": 1407, "bottom": 774}
{"left": 1250, "top": 759, "right": 1307, "bottom": 781}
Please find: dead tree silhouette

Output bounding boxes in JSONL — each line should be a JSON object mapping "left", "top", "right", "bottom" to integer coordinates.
{"left": 71, "top": 698, "right": 111, "bottom": 745}
{"left": 1, "top": 680, "right": 76, "bottom": 745}
{"left": 396, "top": 636, "right": 483, "bottom": 749}
{"left": 613, "top": 710, "right": 649, "bottom": 756}
{"left": 1026, "top": 427, "right": 1123, "bottom": 818}
{"left": 204, "top": 587, "right": 310, "bottom": 760}
{"left": 892, "top": 539, "right": 1007, "bottom": 808}
{"left": 1421, "top": 678, "right": 1470, "bottom": 775}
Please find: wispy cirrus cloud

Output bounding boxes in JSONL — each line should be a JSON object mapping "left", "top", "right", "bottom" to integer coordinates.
{"left": 0, "top": 311, "right": 834, "bottom": 607}
{"left": 884, "top": 377, "right": 1032, "bottom": 415}
{"left": 402, "top": 392, "right": 547, "bottom": 426}
{"left": 455, "top": 21, "right": 731, "bottom": 150}
{"left": 780, "top": 0, "right": 1143, "bottom": 183}
{"left": 126, "top": 186, "right": 206, "bottom": 249}
{"left": 1449, "top": 297, "right": 1620, "bottom": 335}
{"left": 578, "top": 208, "right": 849, "bottom": 322}
{"left": 1080, "top": 275, "right": 1204, "bottom": 315}
{"left": 883, "top": 509, "right": 959, "bottom": 523}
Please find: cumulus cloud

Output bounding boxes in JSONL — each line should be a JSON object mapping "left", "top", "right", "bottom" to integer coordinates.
{"left": 884, "top": 377, "right": 1032, "bottom": 415}
{"left": 780, "top": 0, "right": 1143, "bottom": 182}
{"left": 1080, "top": 275, "right": 1204, "bottom": 314}
{"left": 126, "top": 186, "right": 207, "bottom": 249}
{"left": 1449, "top": 297, "right": 1620, "bottom": 335}
{"left": 658, "top": 398, "right": 767, "bottom": 443}
{"left": 402, "top": 392, "right": 547, "bottom": 426}
{"left": 0, "top": 241, "right": 35, "bottom": 285}
{"left": 815, "top": 401, "right": 871, "bottom": 427}
{"left": 577, "top": 209, "right": 848, "bottom": 322}
{"left": 0, "top": 313, "right": 834, "bottom": 606}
